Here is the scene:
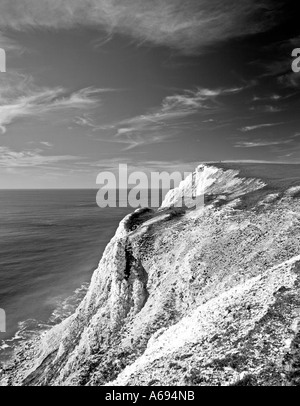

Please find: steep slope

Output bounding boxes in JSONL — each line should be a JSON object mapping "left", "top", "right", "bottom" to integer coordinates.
{"left": 1, "top": 163, "right": 300, "bottom": 386}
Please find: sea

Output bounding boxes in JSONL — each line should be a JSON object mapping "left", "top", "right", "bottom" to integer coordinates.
{"left": 0, "top": 189, "right": 156, "bottom": 362}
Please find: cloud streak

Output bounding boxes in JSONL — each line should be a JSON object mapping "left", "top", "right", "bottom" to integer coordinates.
{"left": 0, "top": 74, "right": 102, "bottom": 134}
{"left": 234, "top": 139, "right": 293, "bottom": 148}
{"left": 240, "top": 122, "right": 285, "bottom": 132}
{"left": 0, "top": 0, "right": 279, "bottom": 53}
{"left": 0, "top": 146, "right": 77, "bottom": 167}
{"left": 104, "top": 86, "right": 245, "bottom": 149}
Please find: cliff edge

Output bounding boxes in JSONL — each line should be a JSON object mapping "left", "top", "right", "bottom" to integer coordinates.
{"left": 1, "top": 163, "right": 300, "bottom": 386}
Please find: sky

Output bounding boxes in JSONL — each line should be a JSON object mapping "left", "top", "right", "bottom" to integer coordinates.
{"left": 0, "top": 0, "right": 299, "bottom": 188}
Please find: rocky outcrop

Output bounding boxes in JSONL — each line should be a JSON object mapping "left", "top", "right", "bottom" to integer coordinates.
{"left": 1, "top": 163, "right": 300, "bottom": 386}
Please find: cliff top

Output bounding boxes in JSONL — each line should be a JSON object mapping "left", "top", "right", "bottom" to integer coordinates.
{"left": 207, "top": 162, "right": 300, "bottom": 191}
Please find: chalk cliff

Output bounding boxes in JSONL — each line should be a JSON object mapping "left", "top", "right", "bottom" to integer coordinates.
{"left": 1, "top": 163, "right": 300, "bottom": 386}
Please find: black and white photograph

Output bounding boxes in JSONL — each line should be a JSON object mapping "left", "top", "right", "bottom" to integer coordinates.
{"left": 0, "top": 0, "right": 300, "bottom": 390}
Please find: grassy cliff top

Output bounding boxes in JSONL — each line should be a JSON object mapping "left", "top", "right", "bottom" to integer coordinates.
{"left": 210, "top": 162, "right": 300, "bottom": 191}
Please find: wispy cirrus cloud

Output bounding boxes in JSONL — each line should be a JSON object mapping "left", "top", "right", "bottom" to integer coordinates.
{"left": 0, "top": 73, "right": 102, "bottom": 134}
{"left": 249, "top": 104, "right": 284, "bottom": 114}
{"left": 240, "top": 122, "right": 285, "bottom": 132}
{"left": 258, "top": 59, "right": 291, "bottom": 78}
{"left": 234, "top": 133, "right": 299, "bottom": 151}
{"left": 0, "top": 0, "right": 279, "bottom": 53}
{"left": 252, "top": 94, "right": 282, "bottom": 102}
{"left": 39, "top": 141, "right": 53, "bottom": 148}
{"left": 234, "top": 139, "right": 293, "bottom": 148}
{"left": 262, "top": 105, "right": 283, "bottom": 113}
{"left": 278, "top": 72, "right": 300, "bottom": 88}
{"left": 160, "top": 87, "right": 244, "bottom": 114}
{"left": 0, "top": 146, "right": 77, "bottom": 167}
{"left": 114, "top": 128, "right": 172, "bottom": 151}
{"left": 74, "top": 115, "right": 97, "bottom": 129}
{"left": 103, "top": 86, "right": 246, "bottom": 149}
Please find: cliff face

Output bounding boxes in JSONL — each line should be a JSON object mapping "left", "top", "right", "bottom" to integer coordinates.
{"left": 2, "top": 163, "right": 300, "bottom": 386}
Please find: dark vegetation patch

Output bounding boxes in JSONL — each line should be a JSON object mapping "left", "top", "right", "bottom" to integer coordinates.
{"left": 158, "top": 206, "right": 186, "bottom": 219}
{"left": 124, "top": 241, "right": 134, "bottom": 280}
{"left": 283, "top": 331, "right": 300, "bottom": 386}
{"left": 213, "top": 197, "right": 230, "bottom": 208}
{"left": 204, "top": 193, "right": 228, "bottom": 207}
{"left": 22, "top": 350, "right": 58, "bottom": 386}
{"left": 83, "top": 348, "right": 134, "bottom": 385}
{"left": 233, "top": 186, "right": 281, "bottom": 211}
{"left": 207, "top": 353, "right": 248, "bottom": 371}
{"left": 292, "top": 190, "right": 300, "bottom": 199}
{"left": 125, "top": 208, "right": 154, "bottom": 231}
{"left": 147, "top": 379, "right": 161, "bottom": 386}
{"left": 183, "top": 367, "right": 208, "bottom": 385}
{"left": 125, "top": 206, "right": 186, "bottom": 233}
{"left": 232, "top": 374, "right": 257, "bottom": 386}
